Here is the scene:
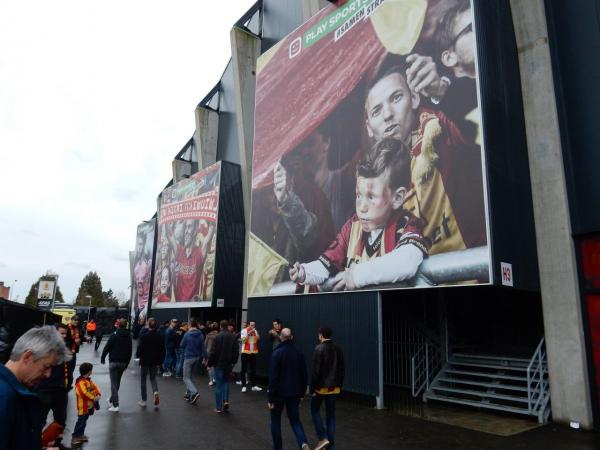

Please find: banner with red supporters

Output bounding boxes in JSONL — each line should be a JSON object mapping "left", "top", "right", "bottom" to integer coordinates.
{"left": 152, "top": 162, "right": 221, "bottom": 308}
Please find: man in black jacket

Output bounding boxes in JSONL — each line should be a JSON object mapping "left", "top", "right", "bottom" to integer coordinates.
{"left": 101, "top": 319, "right": 132, "bottom": 412}
{"left": 207, "top": 320, "right": 239, "bottom": 412}
{"left": 268, "top": 328, "right": 309, "bottom": 450}
{"left": 310, "top": 326, "right": 345, "bottom": 450}
{"left": 136, "top": 318, "right": 165, "bottom": 409}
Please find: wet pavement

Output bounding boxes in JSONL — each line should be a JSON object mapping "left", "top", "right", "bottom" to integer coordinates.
{"left": 54, "top": 342, "right": 600, "bottom": 449}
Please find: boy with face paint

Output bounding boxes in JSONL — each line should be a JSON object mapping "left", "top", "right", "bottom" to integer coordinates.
{"left": 290, "top": 138, "right": 429, "bottom": 291}
{"left": 364, "top": 55, "right": 486, "bottom": 257}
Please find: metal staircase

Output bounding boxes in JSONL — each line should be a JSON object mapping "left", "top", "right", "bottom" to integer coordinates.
{"left": 420, "top": 338, "right": 551, "bottom": 423}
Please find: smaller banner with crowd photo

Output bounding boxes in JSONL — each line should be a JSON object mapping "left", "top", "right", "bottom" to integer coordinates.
{"left": 151, "top": 162, "right": 221, "bottom": 309}
{"left": 131, "top": 219, "right": 156, "bottom": 321}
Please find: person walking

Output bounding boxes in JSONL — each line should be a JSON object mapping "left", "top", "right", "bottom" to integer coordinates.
{"left": 136, "top": 318, "right": 165, "bottom": 409}
{"left": 35, "top": 323, "right": 72, "bottom": 445}
{"left": 162, "top": 319, "right": 178, "bottom": 377}
{"left": 100, "top": 319, "right": 132, "bottom": 412}
{"left": 204, "top": 322, "right": 219, "bottom": 386}
{"left": 0, "top": 325, "right": 71, "bottom": 450}
{"left": 240, "top": 320, "right": 261, "bottom": 392}
{"left": 268, "top": 328, "right": 310, "bottom": 450}
{"left": 94, "top": 324, "right": 105, "bottom": 352}
{"left": 309, "top": 326, "right": 345, "bottom": 450}
{"left": 71, "top": 362, "right": 101, "bottom": 445}
{"left": 66, "top": 316, "right": 82, "bottom": 388}
{"left": 207, "top": 320, "right": 239, "bottom": 413}
{"left": 179, "top": 319, "right": 207, "bottom": 404}
{"left": 85, "top": 319, "right": 97, "bottom": 345}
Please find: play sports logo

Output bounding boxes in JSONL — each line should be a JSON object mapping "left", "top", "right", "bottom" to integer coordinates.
{"left": 289, "top": 37, "right": 302, "bottom": 59}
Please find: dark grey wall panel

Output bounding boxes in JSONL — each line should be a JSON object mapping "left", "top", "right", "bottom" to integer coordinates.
{"left": 216, "top": 61, "right": 241, "bottom": 164}
{"left": 248, "top": 291, "right": 380, "bottom": 396}
{"left": 546, "top": 0, "right": 600, "bottom": 235}
{"left": 261, "top": 0, "right": 305, "bottom": 53}
{"left": 474, "top": 0, "right": 540, "bottom": 290}
{"left": 213, "top": 162, "right": 246, "bottom": 308}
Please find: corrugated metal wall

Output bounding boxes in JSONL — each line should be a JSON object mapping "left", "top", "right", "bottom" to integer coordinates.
{"left": 261, "top": 0, "right": 305, "bottom": 52}
{"left": 216, "top": 60, "right": 241, "bottom": 164}
{"left": 248, "top": 291, "right": 380, "bottom": 396}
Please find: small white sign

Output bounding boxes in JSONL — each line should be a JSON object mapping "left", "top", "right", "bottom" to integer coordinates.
{"left": 501, "top": 262, "right": 513, "bottom": 287}
{"left": 216, "top": 298, "right": 225, "bottom": 308}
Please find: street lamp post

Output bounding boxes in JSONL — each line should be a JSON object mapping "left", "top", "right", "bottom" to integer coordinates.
{"left": 86, "top": 295, "right": 92, "bottom": 323}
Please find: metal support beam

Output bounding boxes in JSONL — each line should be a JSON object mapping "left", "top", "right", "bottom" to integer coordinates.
{"left": 194, "top": 105, "right": 219, "bottom": 169}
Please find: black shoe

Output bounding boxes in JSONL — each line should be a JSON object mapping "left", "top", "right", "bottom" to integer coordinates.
{"left": 184, "top": 395, "right": 190, "bottom": 402}
{"left": 223, "top": 401, "right": 230, "bottom": 411}
{"left": 190, "top": 392, "right": 200, "bottom": 404}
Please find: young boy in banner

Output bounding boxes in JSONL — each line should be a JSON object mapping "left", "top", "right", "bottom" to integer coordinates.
{"left": 71, "top": 362, "right": 101, "bottom": 445}
{"left": 289, "top": 138, "right": 430, "bottom": 291}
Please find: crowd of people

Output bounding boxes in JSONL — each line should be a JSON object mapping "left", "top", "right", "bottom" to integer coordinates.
{"left": 0, "top": 316, "right": 345, "bottom": 450}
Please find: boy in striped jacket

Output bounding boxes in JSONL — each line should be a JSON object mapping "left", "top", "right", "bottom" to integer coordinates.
{"left": 72, "top": 362, "right": 101, "bottom": 445}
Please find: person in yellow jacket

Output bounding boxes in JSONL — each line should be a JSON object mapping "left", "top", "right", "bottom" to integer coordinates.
{"left": 71, "top": 362, "right": 101, "bottom": 445}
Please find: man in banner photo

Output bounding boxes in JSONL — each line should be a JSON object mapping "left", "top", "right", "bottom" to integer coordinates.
{"left": 155, "top": 164, "right": 220, "bottom": 303}
{"left": 250, "top": 0, "right": 489, "bottom": 294}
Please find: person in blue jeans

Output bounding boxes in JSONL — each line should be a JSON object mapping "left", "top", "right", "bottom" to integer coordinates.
{"left": 309, "top": 326, "right": 345, "bottom": 450}
{"left": 162, "top": 319, "right": 178, "bottom": 376}
{"left": 268, "top": 328, "right": 309, "bottom": 450}
{"left": 207, "top": 320, "right": 239, "bottom": 413}
{"left": 179, "top": 319, "right": 207, "bottom": 404}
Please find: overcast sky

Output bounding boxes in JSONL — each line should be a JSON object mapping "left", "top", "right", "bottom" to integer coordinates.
{"left": 0, "top": 0, "right": 257, "bottom": 303}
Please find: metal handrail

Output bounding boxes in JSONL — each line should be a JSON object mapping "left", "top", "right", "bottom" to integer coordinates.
{"left": 526, "top": 337, "right": 549, "bottom": 414}
{"left": 411, "top": 341, "right": 442, "bottom": 397}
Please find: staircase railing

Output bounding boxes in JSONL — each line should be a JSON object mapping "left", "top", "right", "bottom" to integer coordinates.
{"left": 526, "top": 337, "right": 551, "bottom": 422}
{"left": 411, "top": 341, "right": 442, "bottom": 397}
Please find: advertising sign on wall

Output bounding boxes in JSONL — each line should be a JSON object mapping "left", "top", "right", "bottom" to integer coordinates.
{"left": 132, "top": 220, "right": 156, "bottom": 319}
{"left": 249, "top": 0, "right": 490, "bottom": 296}
{"left": 151, "top": 162, "right": 221, "bottom": 309}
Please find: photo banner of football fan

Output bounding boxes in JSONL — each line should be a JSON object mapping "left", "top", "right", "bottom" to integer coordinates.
{"left": 152, "top": 162, "right": 221, "bottom": 308}
{"left": 248, "top": 0, "right": 491, "bottom": 297}
{"left": 131, "top": 219, "right": 156, "bottom": 320}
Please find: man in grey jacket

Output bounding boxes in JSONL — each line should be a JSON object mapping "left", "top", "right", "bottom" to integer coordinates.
{"left": 179, "top": 318, "right": 207, "bottom": 404}
{"left": 101, "top": 319, "right": 132, "bottom": 412}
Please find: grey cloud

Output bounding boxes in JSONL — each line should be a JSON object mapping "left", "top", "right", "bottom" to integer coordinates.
{"left": 113, "top": 186, "right": 140, "bottom": 203}
{"left": 63, "top": 261, "right": 91, "bottom": 270}
{"left": 111, "top": 255, "right": 129, "bottom": 262}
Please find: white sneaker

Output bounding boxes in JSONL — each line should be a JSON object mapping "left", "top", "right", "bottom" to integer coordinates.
{"left": 241, "top": 387, "right": 247, "bottom": 393}
{"left": 106, "top": 398, "right": 113, "bottom": 408}
{"left": 108, "top": 405, "right": 119, "bottom": 412}
{"left": 138, "top": 400, "right": 147, "bottom": 407}
{"left": 235, "top": 380, "right": 242, "bottom": 385}
{"left": 162, "top": 372, "right": 171, "bottom": 377}
{"left": 208, "top": 381, "right": 215, "bottom": 387}
{"left": 251, "top": 386, "right": 263, "bottom": 392}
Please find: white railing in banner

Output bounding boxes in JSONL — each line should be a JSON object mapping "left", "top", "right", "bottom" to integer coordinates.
{"left": 527, "top": 337, "right": 551, "bottom": 422}
{"left": 269, "top": 246, "right": 490, "bottom": 295}
{"left": 411, "top": 342, "right": 442, "bottom": 398}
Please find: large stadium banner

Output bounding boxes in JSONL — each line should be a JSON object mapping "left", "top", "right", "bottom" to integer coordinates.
{"left": 132, "top": 220, "right": 155, "bottom": 319}
{"left": 248, "top": 0, "right": 491, "bottom": 296}
{"left": 152, "top": 162, "right": 221, "bottom": 309}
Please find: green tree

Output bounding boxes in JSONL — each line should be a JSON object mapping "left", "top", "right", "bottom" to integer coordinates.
{"left": 24, "top": 274, "right": 64, "bottom": 308}
{"left": 74, "top": 271, "right": 104, "bottom": 307}
{"left": 103, "top": 289, "right": 118, "bottom": 307}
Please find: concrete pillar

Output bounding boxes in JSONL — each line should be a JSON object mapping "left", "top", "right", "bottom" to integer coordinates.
{"left": 194, "top": 105, "right": 219, "bottom": 169}
{"left": 231, "top": 25, "right": 262, "bottom": 319}
{"left": 172, "top": 159, "right": 191, "bottom": 183}
{"left": 302, "top": 0, "right": 328, "bottom": 21}
{"left": 510, "top": 0, "right": 593, "bottom": 428}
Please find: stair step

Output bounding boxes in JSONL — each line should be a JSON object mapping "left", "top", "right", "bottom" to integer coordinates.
{"left": 445, "top": 369, "right": 528, "bottom": 381}
{"left": 424, "top": 393, "right": 532, "bottom": 416}
{"left": 436, "top": 378, "right": 529, "bottom": 392}
{"left": 430, "top": 386, "right": 530, "bottom": 403}
{"left": 452, "top": 353, "right": 532, "bottom": 364}
{"left": 449, "top": 360, "right": 529, "bottom": 371}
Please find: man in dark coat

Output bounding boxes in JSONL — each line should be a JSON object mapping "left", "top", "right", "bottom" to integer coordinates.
{"left": 0, "top": 325, "right": 71, "bottom": 450}
{"left": 309, "top": 326, "right": 345, "bottom": 450}
{"left": 101, "top": 319, "right": 132, "bottom": 412}
{"left": 136, "top": 318, "right": 165, "bottom": 409}
{"left": 207, "top": 320, "right": 239, "bottom": 412}
{"left": 268, "top": 328, "right": 309, "bottom": 450}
